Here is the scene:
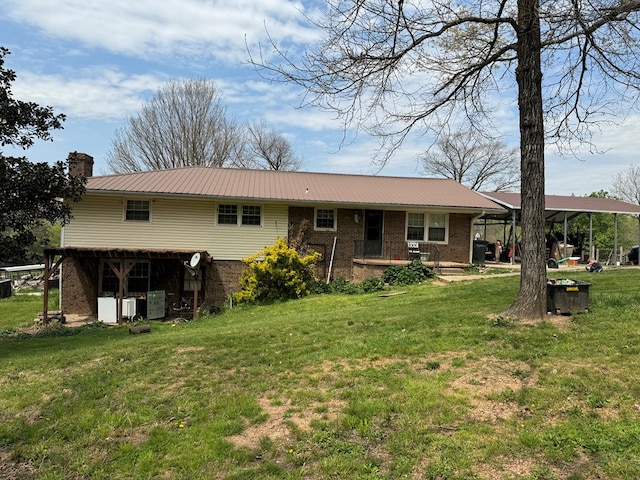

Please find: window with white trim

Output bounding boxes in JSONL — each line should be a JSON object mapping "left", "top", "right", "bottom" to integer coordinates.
{"left": 242, "top": 205, "right": 262, "bottom": 226}
{"left": 406, "top": 212, "right": 448, "bottom": 243}
{"left": 407, "top": 212, "right": 425, "bottom": 241}
{"left": 125, "top": 199, "right": 150, "bottom": 221}
{"left": 217, "top": 203, "right": 262, "bottom": 226}
{"left": 218, "top": 204, "right": 238, "bottom": 225}
{"left": 315, "top": 208, "right": 336, "bottom": 230}
{"left": 428, "top": 213, "right": 446, "bottom": 242}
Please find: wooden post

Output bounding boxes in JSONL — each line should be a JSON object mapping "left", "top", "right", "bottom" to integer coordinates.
{"left": 42, "top": 252, "right": 64, "bottom": 324}
{"left": 106, "top": 259, "right": 137, "bottom": 323}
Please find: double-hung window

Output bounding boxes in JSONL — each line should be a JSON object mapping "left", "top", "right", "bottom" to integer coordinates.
{"left": 241, "top": 205, "right": 262, "bottom": 226}
{"left": 428, "top": 214, "right": 446, "bottom": 242}
{"left": 125, "top": 200, "right": 150, "bottom": 221}
{"left": 315, "top": 208, "right": 336, "bottom": 230}
{"left": 407, "top": 213, "right": 425, "bottom": 241}
{"left": 406, "top": 212, "right": 448, "bottom": 243}
{"left": 218, "top": 204, "right": 262, "bottom": 226}
{"left": 218, "top": 204, "right": 238, "bottom": 225}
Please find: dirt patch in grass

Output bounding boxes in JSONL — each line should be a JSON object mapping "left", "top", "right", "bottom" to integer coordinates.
{"left": 523, "top": 313, "right": 577, "bottom": 332}
{"left": 174, "top": 346, "right": 206, "bottom": 353}
{"left": 0, "top": 449, "right": 36, "bottom": 480}
{"left": 447, "top": 356, "right": 537, "bottom": 422}
{"left": 227, "top": 394, "right": 345, "bottom": 449}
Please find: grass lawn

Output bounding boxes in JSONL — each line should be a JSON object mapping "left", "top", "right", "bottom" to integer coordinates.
{"left": 2, "top": 269, "right": 640, "bottom": 479}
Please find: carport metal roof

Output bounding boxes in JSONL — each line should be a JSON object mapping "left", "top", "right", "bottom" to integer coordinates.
{"left": 479, "top": 192, "right": 640, "bottom": 223}
{"left": 477, "top": 192, "right": 640, "bottom": 264}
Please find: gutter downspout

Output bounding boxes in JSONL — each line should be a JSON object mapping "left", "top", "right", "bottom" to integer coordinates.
{"left": 511, "top": 210, "right": 517, "bottom": 265}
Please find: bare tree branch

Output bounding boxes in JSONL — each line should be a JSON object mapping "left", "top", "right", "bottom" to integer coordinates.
{"left": 106, "top": 79, "right": 244, "bottom": 172}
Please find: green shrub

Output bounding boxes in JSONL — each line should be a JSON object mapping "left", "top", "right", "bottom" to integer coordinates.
{"left": 329, "top": 277, "right": 361, "bottom": 295}
{"left": 308, "top": 280, "right": 333, "bottom": 295}
{"left": 383, "top": 260, "right": 433, "bottom": 286}
{"left": 360, "top": 277, "right": 386, "bottom": 293}
{"left": 232, "top": 237, "right": 322, "bottom": 304}
{"left": 310, "top": 276, "right": 385, "bottom": 295}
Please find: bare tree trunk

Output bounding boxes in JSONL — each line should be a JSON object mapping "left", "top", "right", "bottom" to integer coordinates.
{"left": 506, "top": 0, "right": 547, "bottom": 320}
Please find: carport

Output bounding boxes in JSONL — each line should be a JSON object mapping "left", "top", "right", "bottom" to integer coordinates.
{"left": 478, "top": 192, "right": 640, "bottom": 265}
{"left": 40, "top": 247, "right": 209, "bottom": 324}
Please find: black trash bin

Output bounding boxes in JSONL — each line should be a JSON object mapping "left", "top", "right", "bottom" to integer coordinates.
{"left": 473, "top": 240, "right": 488, "bottom": 265}
{"left": 547, "top": 279, "right": 590, "bottom": 314}
{"left": 0, "top": 279, "right": 11, "bottom": 299}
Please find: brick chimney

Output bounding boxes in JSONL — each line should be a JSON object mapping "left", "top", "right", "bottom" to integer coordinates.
{"left": 68, "top": 152, "right": 94, "bottom": 178}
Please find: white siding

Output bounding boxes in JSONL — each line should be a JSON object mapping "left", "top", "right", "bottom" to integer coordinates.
{"left": 63, "top": 195, "right": 289, "bottom": 260}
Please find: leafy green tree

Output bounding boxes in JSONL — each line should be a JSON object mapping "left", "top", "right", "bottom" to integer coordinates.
{"left": 0, "top": 47, "right": 85, "bottom": 265}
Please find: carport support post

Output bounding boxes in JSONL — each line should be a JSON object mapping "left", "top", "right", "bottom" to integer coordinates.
{"left": 589, "top": 214, "right": 594, "bottom": 260}
{"left": 614, "top": 213, "right": 619, "bottom": 265}
{"left": 511, "top": 210, "right": 517, "bottom": 264}
{"left": 563, "top": 212, "right": 568, "bottom": 258}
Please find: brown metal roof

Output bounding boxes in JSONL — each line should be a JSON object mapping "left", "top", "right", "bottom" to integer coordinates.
{"left": 86, "top": 167, "right": 504, "bottom": 211}
{"left": 480, "top": 191, "right": 640, "bottom": 221}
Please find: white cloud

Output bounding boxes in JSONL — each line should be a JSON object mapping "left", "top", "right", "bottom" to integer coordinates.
{"left": 2, "top": 0, "right": 319, "bottom": 63}
{"left": 12, "top": 69, "right": 166, "bottom": 119}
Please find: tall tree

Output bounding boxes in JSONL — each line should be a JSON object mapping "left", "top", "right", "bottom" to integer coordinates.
{"left": 0, "top": 47, "right": 85, "bottom": 265}
{"left": 612, "top": 165, "right": 640, "bottom": 207}
{"left": 107, "top": 79, "right": 301, "bottom": 173}
{"left": 256, "top": 0, "right": 640, "bottom": 320}
{"left": 107, "top": 78, "right": 244, "bottom": 172}
{"left": 238, "top": 121, "right": 302, "bottom": 171}
{"left": 421, "top": 129, "right": 519, "bottom": 191}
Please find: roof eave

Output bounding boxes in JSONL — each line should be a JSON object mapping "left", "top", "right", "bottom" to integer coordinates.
{"left": 83, "top": 190, "right": 503, "bottom": 212}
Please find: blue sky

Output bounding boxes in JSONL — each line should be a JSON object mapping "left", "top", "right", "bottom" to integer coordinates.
{"left": 1, "top": 0, "right": 638, "bottom": 196}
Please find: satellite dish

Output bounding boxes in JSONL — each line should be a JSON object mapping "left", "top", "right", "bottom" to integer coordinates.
{"left": 189, "top": 252, "right": 201, "bottom": 268}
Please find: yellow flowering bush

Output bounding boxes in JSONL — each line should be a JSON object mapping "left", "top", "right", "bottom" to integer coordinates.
{"left": 233, "top": 237, "right": 322, "bottom": 304}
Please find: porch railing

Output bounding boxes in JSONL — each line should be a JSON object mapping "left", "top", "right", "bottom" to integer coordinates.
{"left": 353, "top": 240, "right": 440, "bottom": 263}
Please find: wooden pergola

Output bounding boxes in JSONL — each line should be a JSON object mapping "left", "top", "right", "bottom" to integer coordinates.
{"left": 41, "top": 247, "right": 208, "bottom": 324}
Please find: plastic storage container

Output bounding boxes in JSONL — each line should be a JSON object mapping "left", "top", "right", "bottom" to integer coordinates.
{"left": 547, "top": 279, "right": 590, "bottom": 314}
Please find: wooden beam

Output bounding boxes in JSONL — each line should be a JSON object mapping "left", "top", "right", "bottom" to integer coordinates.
{"left": 42, "top": 252, "right": 64, "bottom": 324}
{"left": 106, "top": 259, "right": 137, "bottom": 323}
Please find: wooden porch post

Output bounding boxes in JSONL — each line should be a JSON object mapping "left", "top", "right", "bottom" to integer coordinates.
{"left": 42, "top": 252, "right": 64, "bottom": 324}
{"left": 106, "top": 260, "right": 137, "bottom": 323}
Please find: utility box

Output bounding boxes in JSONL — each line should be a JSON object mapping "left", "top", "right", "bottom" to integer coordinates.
{"left": 473, "top": 240, "right": 488, "bottom": 265}
{"left": 547, "top": 279, "right": 590, "bottom": 314}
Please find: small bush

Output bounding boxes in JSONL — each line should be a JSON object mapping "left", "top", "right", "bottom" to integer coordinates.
{"left": 308, "top": 280, "right": 333, "bottom": 295}
{"left": 310, "top": 277, "right": 385, "bottom": 295}
{"left": 330, "top": 277, "right": 361, "bottom": 295}
{"left": 383, "top": 260, "right": 433, "bottom": 286}
{"left": 360, "top": 277, "right": 385, "bottom": 293}
{"left": 233, "top": 238, "right": 322, "bottom": 304}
